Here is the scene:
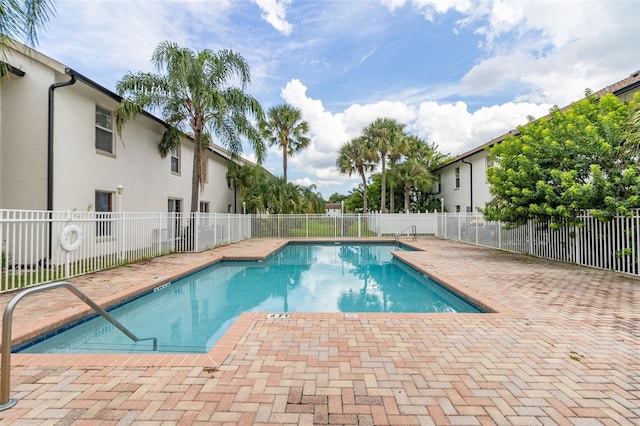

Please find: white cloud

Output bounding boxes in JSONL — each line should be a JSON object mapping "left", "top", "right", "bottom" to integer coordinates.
{"left": 253, "top": 0, "right": 294, "bottom": 36}
{"left": 38, "top": 1, "right": 234, "bottom": 89}
{"left": 292, "top": 177, "right": 315, "bottom": 187}
{"left": 414, "top": 101, "right": 551, "bottom": 155}
{"left": 279, "top": 79, "right": 550, "bottom": 196}
{"left": 382, "top": 0, "right": 474, "bottom": 21}
{"left": 460, "top": 0, "right": 639, "bottom": 105}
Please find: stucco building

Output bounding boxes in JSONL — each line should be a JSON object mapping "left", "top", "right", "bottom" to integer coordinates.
{"left": 434, "top": 71, "right": 640, "bottom": 213}
{"left": 0, "top": 41, "right": 249, "bottom": 215}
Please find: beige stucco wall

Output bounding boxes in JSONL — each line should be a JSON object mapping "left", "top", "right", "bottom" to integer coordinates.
{"left": 0, "top": 47, "right": 62, "bottom": 210}
{"left": 0, "top": 43, "right": 238, "bottom": 214}
{"left": 436, "top": 150, "right": 493, "bottom": 213}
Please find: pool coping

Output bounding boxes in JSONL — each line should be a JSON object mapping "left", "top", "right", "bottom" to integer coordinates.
{"left": 9, "top": 238, "right": 514, "bottom": 369}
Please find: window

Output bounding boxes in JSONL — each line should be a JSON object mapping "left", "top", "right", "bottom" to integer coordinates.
{"left": 486, "top": 156, "right": 495, "bottom": 169}
{"left": 455, "top": 205, "right": 461, "bottom": 213}
{"left": 168, "top": 198, "right": 182, "bottom": 213}
{"left": 227, "top": 204, "right": 232, "bottom": 213}
{"left": 199, "top": 201, "right": 209, "bottom": 213}
{"left": 95, "top": 106, "right": 114, "bottom": 154}
{"left": 455, "top": 167, "right": 460, "bottom": 189}
{"left": 171, "top": 147, "right": 180, "bottom": 174}
{"left": 95, "top": 191, "right": 113, "bottom": 236}
{"left": 486, "top": 156, "right": 494, "bottom": 183}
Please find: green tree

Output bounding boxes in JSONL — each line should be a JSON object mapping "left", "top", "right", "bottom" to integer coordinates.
{"left": 336, "top": 136, "right": 376, "bottom": 214}
{"left": 231, "top": 164, "right": 324, "bottom": 214}
{"left": 625, "top": 95, "right": 640, "bottom": 153}
{"left": 328, "top": 192, "right": 348, "bottom": 203}
{"left": 484, "top": 92, "right": 640, "bottom": 227}
{"left": 115, "top": 41, "right": 265, "bottom": 214}
{"left": 260, "top": 103, "right": 310, "bottom": 182}
{"left": 387, "top": 132, "right": 409, "bottom": 213}
{"left": 391, "top": 136, "right": 435, "bottom": 212}
{"left": 363, "top": 117, "right": 405, "bottom": 213}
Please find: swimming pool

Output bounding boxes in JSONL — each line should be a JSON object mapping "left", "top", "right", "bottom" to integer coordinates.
{"left": 18, "top": 243, "right": 481, "bottom": 354}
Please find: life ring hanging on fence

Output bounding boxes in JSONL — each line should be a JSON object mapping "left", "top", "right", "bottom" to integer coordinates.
{"left": 60, "top": 224, "right": 83, "bottom": 252}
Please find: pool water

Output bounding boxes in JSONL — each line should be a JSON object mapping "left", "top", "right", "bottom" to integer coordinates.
{"left": 18, "top": 243, "right": 481, "bottom": 354}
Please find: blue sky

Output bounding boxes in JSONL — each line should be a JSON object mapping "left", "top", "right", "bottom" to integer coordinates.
{"left": 36, "top": 0, "right": 640, "bottom": 198}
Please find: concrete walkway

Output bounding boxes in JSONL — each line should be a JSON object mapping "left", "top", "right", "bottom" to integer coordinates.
{"left": 0, "top": 238, "right": 637, "bottom": 425}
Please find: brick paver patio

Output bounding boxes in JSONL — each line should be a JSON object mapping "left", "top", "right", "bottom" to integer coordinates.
{"left": 0, "top": 238, "right": 637, "bottom": 425}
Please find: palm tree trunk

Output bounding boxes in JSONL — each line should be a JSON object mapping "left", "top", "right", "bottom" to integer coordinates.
{"left": 188, "top": 119, "right": 204, "bottom": 251}
{"left": 380, "top": 155, "right": 386, "bottom": 213}
{"left": 283, "top": 149, "right": 288, "bottom": 182}
{"left": 191, "top": 129, "right": 202, "bottom": 213}
{"left": 390, "top": 183, "right": 395, "bottom": 213}
{"left": 361, "top": 174, "right": 368, "bottom": 214}
{"left": 404, "top": 183, "right": 411, "bottom": 212}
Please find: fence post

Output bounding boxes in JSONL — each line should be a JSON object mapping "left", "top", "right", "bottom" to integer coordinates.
{"left": 119, "top": 211, "right": 125, "bottom": 262}
{"left": 528, "top": 220, "right": 534, "bottom": 254}
{"left": 306, "top": 214, "right": 309, "bottom": 238}
{"left": 443, "top": 213, "right": 447, "bottom": 239}
{"left": 475, "top": 213, "right": 479, "bottom": 244}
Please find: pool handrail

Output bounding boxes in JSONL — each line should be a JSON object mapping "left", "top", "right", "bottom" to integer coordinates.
{"left": 0, "top": 281, "right": 158, "bottom": 410}
{"left": 394, "top": 225, "right": 417, "bottom": 246}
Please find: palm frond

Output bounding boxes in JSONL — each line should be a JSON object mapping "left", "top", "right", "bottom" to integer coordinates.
{"left": 158, "top": 126, "right": 182, "bottom": 158}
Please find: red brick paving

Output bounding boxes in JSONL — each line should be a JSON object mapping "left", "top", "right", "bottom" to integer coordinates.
{"left": 0, "top": 238, "right": 638, "bottom": 424}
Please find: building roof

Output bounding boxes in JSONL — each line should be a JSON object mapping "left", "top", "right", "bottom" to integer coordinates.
{"left": 433, "top": 70, "right": 640, "bottom": 172}
{"left": 4, "top": 39, "right": 257, "bottom": 167}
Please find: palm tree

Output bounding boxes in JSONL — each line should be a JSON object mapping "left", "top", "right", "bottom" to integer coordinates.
{"left": 336, "top": 137, "right": 376, "bottom": 213}
{"left": 261, "top": 103, "right": 310, "bottom": 182}
{"left": 395, "top": 136, "right": 445, "bottom": 211}
{"left": 387, "top": 132, "right": 409, "bottom": 213}
{"left": 231, "top": 164, "right": 323, "bottom": 214}
{"left": 115, "top": 41, "right": 265, "bottom": 214}
{"left": 0, "top": 0, "right": 54, "bottom": 48}
{"left": 1, "top": 0, "right": 55, "bottom": 78}
{"left": 363, "top": 118, "right": 405, "bottom": 213}
{"left": 394, "top": 159, "right": 432, "bottom": 212}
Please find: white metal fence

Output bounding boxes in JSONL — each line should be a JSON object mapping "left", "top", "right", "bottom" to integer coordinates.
{"left": 248, "top": 212, "right": 437, "bottom": 238}
{"left": 437, "top": 211, "right": 640, "bottom": 276}
{"left": 1, "top": 210, "right": 250, "bottom": 292}
{"left": 2, "top": 209, "right": 638, "bottom": 292}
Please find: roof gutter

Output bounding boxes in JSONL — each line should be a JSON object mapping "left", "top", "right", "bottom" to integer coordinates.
{"left": 461, "top": 159, "right": 473, "bottom": 212}
{"left": 47, "top": 68, "right": 77, "bottom": 259}
{"left": 47, "top": 68, "right": 77, "bottom": 211}
{"left": 0, "top": 62, "right": 26, "bottom": 77}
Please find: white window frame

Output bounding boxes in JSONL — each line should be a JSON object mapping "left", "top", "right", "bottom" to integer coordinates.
{"left": 170, "top": 146, "right": 180, "bottom": 174}
{"left": 95, "top": 106, "right": 114, "bottom": 155}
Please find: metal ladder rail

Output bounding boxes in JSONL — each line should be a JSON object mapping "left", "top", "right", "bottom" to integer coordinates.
{"left": 1, "top": 281, "right": 158, "bottom": 410}
{"left": 394, "top": 224, "right": 417, "bottom": 246}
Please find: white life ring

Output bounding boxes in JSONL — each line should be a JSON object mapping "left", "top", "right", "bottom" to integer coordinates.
{"left": 60, "top": 224, "right": 83, "bottom": 252}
